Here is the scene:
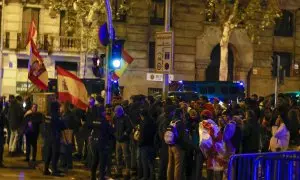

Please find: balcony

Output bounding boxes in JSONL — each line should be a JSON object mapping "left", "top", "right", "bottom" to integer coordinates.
{"left": 3, "top": 32, "right": 81, "bottom": 53}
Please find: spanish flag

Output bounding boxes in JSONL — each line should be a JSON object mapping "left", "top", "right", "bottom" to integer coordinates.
{"left": 57, "top": 66, "right": 89, "bottom": 110}
{"left": 26, "top": 20, "right": 48, "bottom": 90}
{"left": 112, "top": 49, "right": 134, "bottom": 80}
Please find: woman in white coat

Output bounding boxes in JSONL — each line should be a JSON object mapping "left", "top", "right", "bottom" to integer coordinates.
{"left": 269, "top": 115, "right": 290, "bottom": 152}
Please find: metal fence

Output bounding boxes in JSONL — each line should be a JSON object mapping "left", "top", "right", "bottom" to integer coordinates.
{"left": 228, "top": 151, "right": 300, "bottom": 180}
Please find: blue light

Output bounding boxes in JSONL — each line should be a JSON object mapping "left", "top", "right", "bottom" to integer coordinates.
{"left": 178, "top": 80, "right": 183, "bottom": 83}
{"left": 239, "top": 82, "right": 244, "bottom": 86}
{"left": 113, "top": 80, "right": 118, "bottom": 83}
{"left": 112, "top": 59, "right": 121, "bottom": 68}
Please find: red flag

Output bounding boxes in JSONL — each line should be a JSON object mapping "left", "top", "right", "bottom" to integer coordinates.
{"left": 57, "top": 66, "right": 89, "bottom": 110}
{"left": 26, "top": 20, "right": 48, "bottom": 90}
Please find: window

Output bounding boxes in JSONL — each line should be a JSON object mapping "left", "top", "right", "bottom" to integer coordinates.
{"left": 148, "top": 88, "right": 162, "bottom": 96}
{"left": 60, "top": 11, "right": 75, "bottom": 36}
{"left": 221, "top": 87, "right": 228, "bottom": 94}
{"left": 150, "top": 0, "right": 165, "bottom": 25}
{"left": 148, "top": 42, "right": 155, "bottom": 68}
{"left": 273, "top": 52, "right": 292, "bottom": 77}
{"left": 274, "top": 10, "right": 293, "bottom": 37}
{"left": 17, "top": 59, "right": 29, "bottom": 69}
{"left": 207, "top": 86, "right": 215, "bottom": 94}
{"left": 55, "top": 61, "right": 78, "bottom": 72}
{"left": 112, "top": 0, "right": 127, "bottom": 22}
{"left": 22, "top": 8, "right": 40, "bottom": 48}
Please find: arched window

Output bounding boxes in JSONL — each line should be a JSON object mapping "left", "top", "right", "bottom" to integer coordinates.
{"left": 274, "top": 10, "right": 293, "bottom": 37}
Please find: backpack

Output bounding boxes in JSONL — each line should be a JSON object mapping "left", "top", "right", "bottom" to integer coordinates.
{"left": 164, "top": 120, "right": 180, "bottom": 145}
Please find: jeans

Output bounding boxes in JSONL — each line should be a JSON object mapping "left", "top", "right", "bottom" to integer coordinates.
{"left": 207, "top": 170, "right": 223, "bottom": 180}
{"left": 75, "top": 130, "right": 84, "bottom": 157}
{"left": 140, "top": 146, "right": 155, "bottom": 180}
{"left": 91, "top": 143, "right": 109, "bottom": 180}
{"left": 116, "top": 141, "right": 130, "bottom": 174}
{"left": 130, "top": 140, "right": 137, "bottom": 170}
{"left": 0, "top": 134, "right": 4, "bottom": 163}
{"left": 44, "top": 138, "right": 60, "bottom": 172}
{"left": 159, "top": 143, "right": 169, "bottom": 180}
{"left": 25, "top": 133, "right": 38, "bottom": 161}
{"left": 167, "top": 145, "right": 185, "bottom": 180}
{"left": 61, "top": 144, "right": 73, "bottom": 170}
{"left": 192, "top": 150, "right": 205, "bottom": 180}
{"left": 9, "top": 130, "right": 18, "bottom": 152}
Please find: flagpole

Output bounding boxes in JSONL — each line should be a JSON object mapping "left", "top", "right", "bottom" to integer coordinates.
{"left": 0, "top": 0, "right": 5, "bottom": 96}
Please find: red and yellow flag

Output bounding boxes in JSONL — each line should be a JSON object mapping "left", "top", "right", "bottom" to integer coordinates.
{"left": 57, "top": 66, "right": 89, "bottom": 110}
{"left": 112, "top": 49, "right": 134, "bottom": 80}
{"left": 26, "top": 20, "right": 48, "bottom": 90}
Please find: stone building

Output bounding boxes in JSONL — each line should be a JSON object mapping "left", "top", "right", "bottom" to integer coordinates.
{"left": 1, "top": 0, "right": 300, "bottom": 99}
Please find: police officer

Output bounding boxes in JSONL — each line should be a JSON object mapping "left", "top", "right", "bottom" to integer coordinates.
{"left": 89, "top": 105, "right": 114, "bottom": 180}
{"left": 43, "top": 100, "right": 63, "bottom": 176}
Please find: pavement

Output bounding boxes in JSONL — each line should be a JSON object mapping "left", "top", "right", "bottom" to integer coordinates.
{"left": 0, "top": 144, "right": 90, "bottom": 180}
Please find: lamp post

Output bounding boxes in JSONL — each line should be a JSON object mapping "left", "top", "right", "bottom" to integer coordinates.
{"left": 163, "top": 0, "right": 171, "bottom": 100}
{"left": 104, "top": 0, "right": 113, "bottom": 105}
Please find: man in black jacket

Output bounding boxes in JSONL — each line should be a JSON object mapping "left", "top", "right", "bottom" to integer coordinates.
{"left": 24, "top": 104, "right": 44, "bottom": 164}
{"left": 89, "top": 107, "right": 114, "bottom": 180}
{"left": 7, "top": 95, "right": 23, "bottom": 155}
{"left": 114, "top": 105, "right": 132, "bottom": 176}
{"left": 43, "top": 100, "right": 64, "bottom": 176}
{"left": 138, "top": 109, "right": 156, "bottom": 180}
{"left": 157, "top": 105, "right": 176, "bottom": 180}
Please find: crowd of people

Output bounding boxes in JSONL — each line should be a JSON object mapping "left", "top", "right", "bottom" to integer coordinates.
{"left": 0, "top": 93, "right": 299, "bottom": 180}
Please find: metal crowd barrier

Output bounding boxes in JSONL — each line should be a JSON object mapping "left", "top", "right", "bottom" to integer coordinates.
{"left": 228, "top": 151, "right": 300, "bottom": 180}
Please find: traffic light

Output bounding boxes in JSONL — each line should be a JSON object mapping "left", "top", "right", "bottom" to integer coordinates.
{"left": 271, "top": 55, "right": 278, "bottom": 77}
{"left": 110, "top": 40, "right": 125, "bottom": 70}
{"left": 92, "top": 54, "right": 105, "bottom": 77}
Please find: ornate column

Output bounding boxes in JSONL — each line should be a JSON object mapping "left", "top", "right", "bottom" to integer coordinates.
{"left": 195, "top": 59, "right": 210, "bottom": 81}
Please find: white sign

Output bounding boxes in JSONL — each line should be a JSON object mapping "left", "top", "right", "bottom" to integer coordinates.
{"left": 155, "top": 32, "right": 174, "bottom": 73}
{"left": 146, "top": 73, "right": 174, "bottom": 82}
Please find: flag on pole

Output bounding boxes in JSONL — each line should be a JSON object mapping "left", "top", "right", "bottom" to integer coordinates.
{"left": 26, "top": 20, "right": 48, "bottom": 90}
{"left": 57, "top": 66, "right": 89, "bottom": 110}
{"left": 112, "top": 49, "right": 134, "bottom": 80}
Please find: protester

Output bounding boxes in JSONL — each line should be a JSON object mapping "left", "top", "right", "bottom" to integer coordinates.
{"left": 114, "top": 105, "right": 132, "bottom": 177}
{"left": 23, "top": 104, "right": 44, "bottom": 166}
{"left": 269, "top": 115, "right": 290, "bottom": 152}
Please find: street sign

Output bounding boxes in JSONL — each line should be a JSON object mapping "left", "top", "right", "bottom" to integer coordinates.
{"left": 155, "top": 31, "right": 174, "bottom": 73}
{"left": 146, "top": 73, "right": 174, "bottom": 82}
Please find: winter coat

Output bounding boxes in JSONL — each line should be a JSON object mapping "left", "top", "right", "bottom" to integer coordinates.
{"left": 269, "top": 123, "right": 290, "bottom": 152}
{"left": 113, "top": 114, "right": 132, "bottom": 142}
{"left": 7, "top": 101, "right": 24, "bottom": 130}
{"left": 242, "top": 115, "right": 260, "bottom": 153}
{"left": 199, "top": 119, "right": 225, "bottom": 171}
{"left": 89, "top": 116, "right": 114, "bottom": 150}
{"left": 138, "top": 116, "right": 156, "bottom": 147}
{"left": 23, "top": 111, "right": 44, "bottom": 136}
{"left": 223, "top": 121, "right": 242, "bottom": 154}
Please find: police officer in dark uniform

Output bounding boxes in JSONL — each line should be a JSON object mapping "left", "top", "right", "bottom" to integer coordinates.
{"left": 43, "top": 100, "right": 64, "bottom": 176}
{"left": 89, "top": 105, "right": 114, "bottom": 180}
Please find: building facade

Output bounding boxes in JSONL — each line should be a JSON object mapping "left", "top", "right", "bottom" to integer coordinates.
{"left": 1, "top": 0, "right": 300, "bottom": 99}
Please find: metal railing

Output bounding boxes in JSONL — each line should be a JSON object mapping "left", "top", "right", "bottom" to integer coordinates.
{"left": 3, "top": 32, "right": 81, "bottom": 52}
{"left": 228, "top": 151, "right": 300, "bottom": 180}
